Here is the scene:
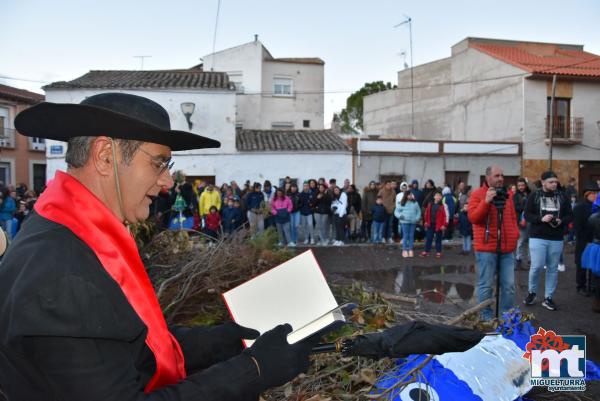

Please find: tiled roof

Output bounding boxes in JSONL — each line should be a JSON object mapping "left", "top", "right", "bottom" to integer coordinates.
{"left": 470, "top": 42, "right": 600, "bottom": 78}
{"left": 44, "top": 70, "right": 235, "bottom": 90}
{"left": 0, "top": 84, "right": 44, "bottom": 104}
{"left": 236, "top": 129, "right": 350, "bottom": 152}
{"left": 270, "top": 57, "right": 325, "bottom": 65}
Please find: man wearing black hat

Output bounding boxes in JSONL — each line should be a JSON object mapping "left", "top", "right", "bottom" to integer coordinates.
{"left": 0, "top": 93, "right": 316, "bottom": 400}
{"left": 523, "top": 171, "right": 573, "bottom": 311}
{"left": 573, "top": 183, "right": 599, "bottom": 296}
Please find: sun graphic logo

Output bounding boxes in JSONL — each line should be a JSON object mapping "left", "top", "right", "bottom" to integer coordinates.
{"left": 522, "top": 327, "right": 586, "bottom": 392}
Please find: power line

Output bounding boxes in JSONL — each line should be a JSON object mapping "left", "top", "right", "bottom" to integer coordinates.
{"left": 0, "top": 74, "right": 49, "bottom": 84}
{"left": 1, "top": 55, "right": 597, "bottom": 95}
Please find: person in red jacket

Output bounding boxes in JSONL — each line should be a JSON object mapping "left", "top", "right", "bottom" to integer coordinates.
{"left": 203, "top": 205, "right": 222, "bottom": 240}
{"left": 468, "top": 165, "right": 519, "bottom": 320}
{"left": 421, "top": 191, "right": 448, "bottom": 258}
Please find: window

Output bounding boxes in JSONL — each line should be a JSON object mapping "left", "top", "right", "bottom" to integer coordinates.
{"left": 303, "top": 120, "right": 310, "bottom": 128}
{"left": 0, "top": 162, "right": 11, "bottom": 186}
{"left": 0, "top": 108, "right": 14, "bottom": 148}
{"left": 546, "top": 97, "right": 571, "bottom": 138}
{"left": 32, "top": 163, "right": 46, "bottom": 193}
{"left": 271, "top": 122, "right": 294, "bottom": 130}
{"left": 273, "top": 77, "right": 292, "bottom": 96}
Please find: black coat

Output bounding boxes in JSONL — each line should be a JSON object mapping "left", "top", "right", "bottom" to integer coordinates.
{"left": 0, "top": 213, "right": 262, "bottom": 400}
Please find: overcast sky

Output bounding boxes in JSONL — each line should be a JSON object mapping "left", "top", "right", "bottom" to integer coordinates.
{"left": 2, "top": 0, "right": 599, "bottom": 127}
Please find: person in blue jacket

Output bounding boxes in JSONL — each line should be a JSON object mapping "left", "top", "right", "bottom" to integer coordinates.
{"left": 0, "top": 188, "right": 16, "bottom": 234}
{"left": 458, "top": 202, "right": 473, "bottom": 255}
{"left": 395, "top": 190, "right": 422, "bottom": 257}
{"left": 222, "top": 197, "right": 244, "bottom": 235}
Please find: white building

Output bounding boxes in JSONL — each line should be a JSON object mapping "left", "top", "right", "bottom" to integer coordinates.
{"left": 363, "top": 37, "right": 600, "bottom": 190}
{"left": 203, "top": 36, "right": 325, "bottom": 130}
{"left": 42, "top": 69, "right": 350, "bottom": 186}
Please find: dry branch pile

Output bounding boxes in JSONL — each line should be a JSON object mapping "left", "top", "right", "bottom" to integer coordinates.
{"left": 137, "top": 226, "right": 548, "bottom": 401}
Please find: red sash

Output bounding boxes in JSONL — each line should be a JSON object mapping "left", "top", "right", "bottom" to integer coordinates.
{"left": 34, "top": 171, "right": 186, "bottom": 392}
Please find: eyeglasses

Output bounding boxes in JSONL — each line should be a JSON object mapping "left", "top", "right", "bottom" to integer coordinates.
{"left": 137, "top": 147, "right": 174, "bottom": 175}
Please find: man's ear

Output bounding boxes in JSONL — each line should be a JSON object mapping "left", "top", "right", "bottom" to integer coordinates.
{"left": 90, "top": 136, "right": 115, "bottom": 177}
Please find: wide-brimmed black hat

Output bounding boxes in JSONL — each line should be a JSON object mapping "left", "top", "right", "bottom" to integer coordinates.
{"left": 14, "top": 92, "right": 221, "bottom": 151}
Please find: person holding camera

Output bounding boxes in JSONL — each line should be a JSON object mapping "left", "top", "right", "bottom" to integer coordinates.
{"left": 523, "top": 171, "right": 573, "bottom": 311}
{"left": 468, "top": 166, "right": 519, "bottom": 321}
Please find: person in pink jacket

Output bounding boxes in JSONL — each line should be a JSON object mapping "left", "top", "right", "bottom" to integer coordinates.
{"left": 271, "top": 188, "right": 295, "bottom": 247}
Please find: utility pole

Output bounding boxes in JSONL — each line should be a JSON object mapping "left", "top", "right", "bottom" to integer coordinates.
{"left": 134, "top": 55, "right": 152, "bottom": 70}
{"left": 394, "top": 16, "right": 414, "bottom": 138}
{"left": 548, "top": 74, "right": 557, "bottom": 170}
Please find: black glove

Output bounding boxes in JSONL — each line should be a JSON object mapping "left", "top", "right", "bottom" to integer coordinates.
{"left": 244, "top": 324, "right": 317, "bottom": 389}
{"left": 211, "top": 321, "right": 260, "bottom": 360}
{"left": 344, "top": 321, "right": 484, "bottom": 359}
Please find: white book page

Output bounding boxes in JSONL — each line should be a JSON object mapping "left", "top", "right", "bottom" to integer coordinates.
{"left": 222, "top": 250, "right": 339, "bottom": 346}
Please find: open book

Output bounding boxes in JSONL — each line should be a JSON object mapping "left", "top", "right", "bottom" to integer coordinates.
{"left": 222, "top": 250, "right": 344, "bottom": 346}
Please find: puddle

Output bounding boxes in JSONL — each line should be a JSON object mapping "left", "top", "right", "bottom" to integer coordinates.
{"left": 336, "top": 265, "right": 477, "bottom": 305}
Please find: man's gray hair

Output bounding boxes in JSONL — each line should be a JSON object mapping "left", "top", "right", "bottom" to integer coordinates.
{"left": 485, "top": 166, "right": 492, "bottom": 176}
{"left": 65, "top": 136, "right": 143, "bottom": 168}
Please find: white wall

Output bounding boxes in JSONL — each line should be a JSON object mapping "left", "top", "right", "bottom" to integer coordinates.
{"left": 203, "top": 41, "right": 324, "bottom": 130}
{"left": 167, "top": 151, "right": 351, "bottom": 186}
{"left": 260, "top": 61, "right": 324, "bottom": 129}
{"left": 44, "top": 87, "right": 236, "bottom": 181}
{"left": 364, "top": 47, "right": 524, "bottom": 143}
{"left": 523, "top": 79, "right": 600, "bottom": 160}
{"left": 203, "top": 41, "right": 263, "bottom": 92}
{"left": 355, "top": 154, "right": 521, "bottom": 191}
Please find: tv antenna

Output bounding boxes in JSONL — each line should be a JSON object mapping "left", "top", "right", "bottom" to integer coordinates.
{"left": 134, "top": 55, "right": 152, "bottom": 70}
{"left": 394, "top": 15, "right": 414, "bottom": 138}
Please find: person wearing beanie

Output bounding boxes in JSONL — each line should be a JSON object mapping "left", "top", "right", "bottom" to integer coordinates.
{"left": 523, "top": 171, "right": 573, "bottom": 311}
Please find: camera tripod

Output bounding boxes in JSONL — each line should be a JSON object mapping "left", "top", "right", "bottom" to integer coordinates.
{"left": 494, "top": 201, "right": 505, "bottom": 319}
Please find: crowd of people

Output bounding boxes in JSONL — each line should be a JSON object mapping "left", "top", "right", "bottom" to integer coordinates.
{"left": 2, "top": 166, "right": 598, "bottom": 318}
{"left": 0, "top": 182, "right": 39, "bottom": 239}
{"left": 145, "top": 168, "right": 600, "bottom": 317}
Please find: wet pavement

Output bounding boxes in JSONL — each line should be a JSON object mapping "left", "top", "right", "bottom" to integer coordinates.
{"left": 307, "top": 242, "right": 600, "bottom": 363}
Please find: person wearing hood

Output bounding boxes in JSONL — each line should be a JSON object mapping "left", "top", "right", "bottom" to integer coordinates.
{"left": 395, "top": 182, "right": 409, "bottom": 205}
{"left": 395, "top": 190, "right": 421, "bottom": 257}
{"left": 330, "top": 186, "right": 348, "bottom": 246}
{"left": 410, "top": 180, "right": 423, "bottom": 206}
{"left": 442, "top": 186, "right": 457, "bottom": 241}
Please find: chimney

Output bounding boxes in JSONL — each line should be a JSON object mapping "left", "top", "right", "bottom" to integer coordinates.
{"left": 254, "top": 34, "right": 258, "bottom": 42}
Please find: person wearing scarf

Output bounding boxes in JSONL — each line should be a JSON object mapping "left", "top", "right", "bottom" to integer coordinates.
{"left": 0, "top": 93, "right": 316, "bottom": 400}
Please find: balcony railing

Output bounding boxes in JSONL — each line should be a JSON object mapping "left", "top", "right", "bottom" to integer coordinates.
{"left": 0, "top": 128, "right": 16, "bottom": 149}
{"left": 545, "top": 116, "right": 583, "bottom": 144}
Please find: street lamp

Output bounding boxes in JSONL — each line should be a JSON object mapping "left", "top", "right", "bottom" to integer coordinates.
{"left": 181, "top": 102, "right": 195, "bottom": 130}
